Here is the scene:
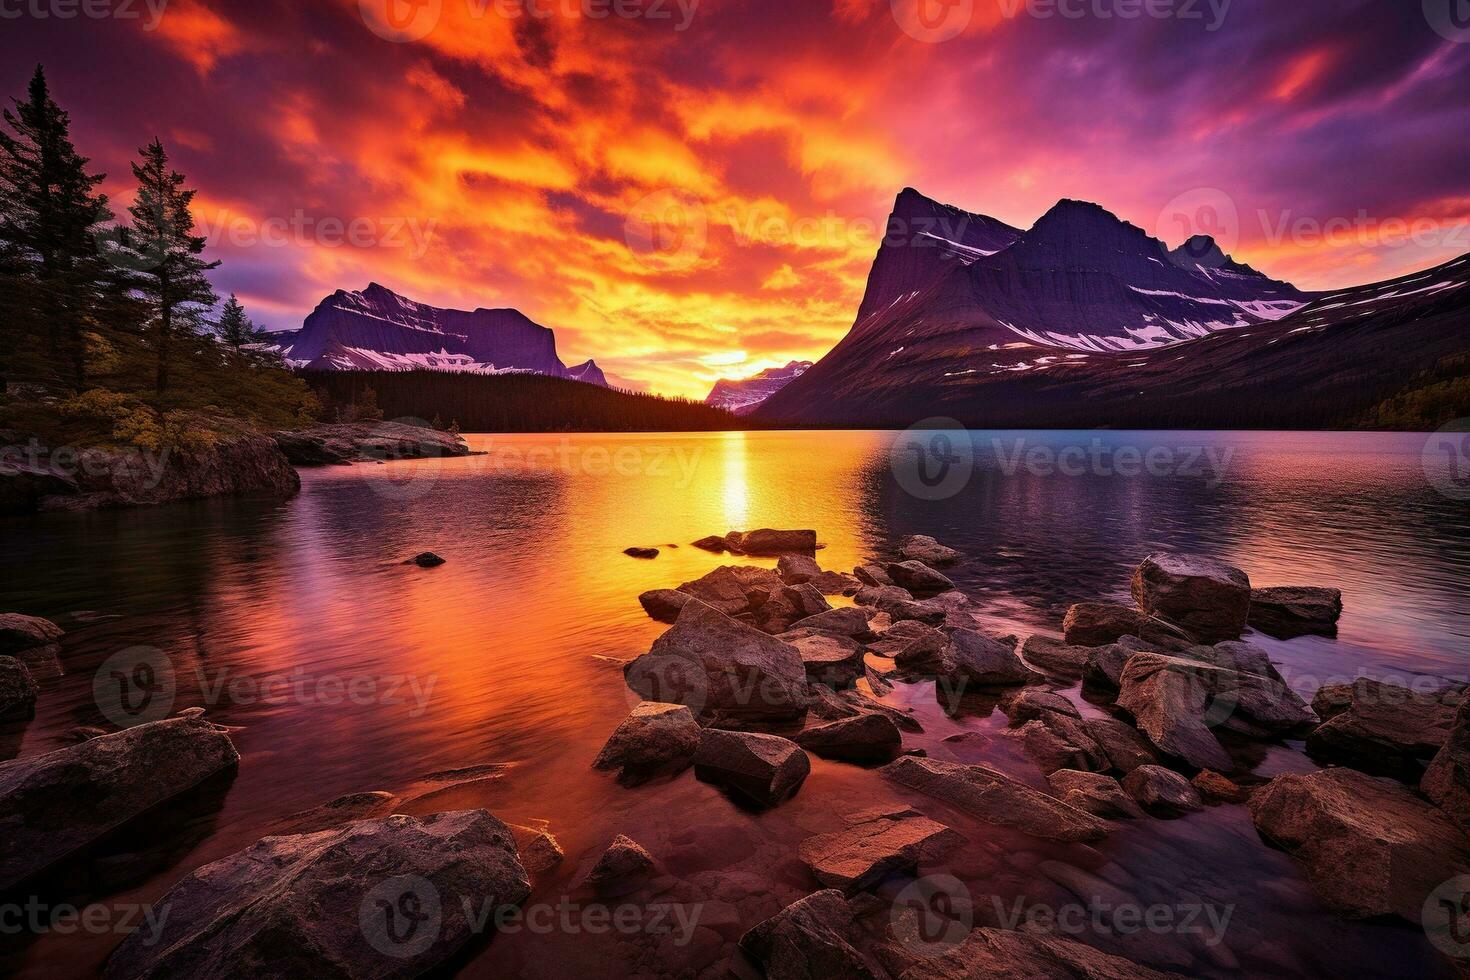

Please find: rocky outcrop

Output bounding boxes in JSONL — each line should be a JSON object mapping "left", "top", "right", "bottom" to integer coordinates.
{"left": 0, "top": 657, "right": 38, "bottom": 718}
{"left": 583, "top": 834, "right": 655, "bottom": 890}
{"left": 898, "top": 535, "right": 961, "bottom": 566}
{"left": 779, "top": 629, "right": 867, "bottom": 688}
{"left": 0, "top": 711, "right": 240, "bottom": 890}
{"left": 638, "top": 589, "right": 691, "bottom": 624}
{"left": 895, "top": 925, "right": 1186, "bottom": 979}
{"left": 1248, "top": 586, "right": 1343, "bottom": 638}
{"left": 1305, "top": 679, "right": 1462, "bottom": 775}
{"left": 104, "top": 810, "right": 530, "bottom": 980}
{"left": 798, "top": 807, "right": 962, "bottom": 892}
{"left": 739, "top": 890, "right": 884, "bottom": 980}
{"left": 881, "top": 756, "right": 1108, "bottom": 841}
{"left": 1122, "top": 765, "right": 1203, "bottom": 817}
{"left": 1424, "top": 697, "right": 1470, "bottom": 833}
{"left": 794, "top": 714, "right": 902, "bottom": 763}
{"left": 1249, "top": 767, "right": 1470, "bottom": 920}
{"left": 592, "top": 702, "right": 701, "bottom": 785}
{"left": 0, "top": 613, "right": 63, "bottom": 656}
{"left": 624, "top": 601, "right": 809, "bottom": 724}
{"left": 693, "top": 729, "right": 810, "bottom": 808}
{"left": 1047, "top": 770, "right": 1144, "bottom": 819}
{"left": 1131, "top": 554, "right": 1251, "bottom": 643}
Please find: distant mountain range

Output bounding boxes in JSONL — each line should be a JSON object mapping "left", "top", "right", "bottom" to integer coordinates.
{"left": 757, "top": 189, "right": 1469, "bottom": 428}
{"left": 269, "top": 283, "right": 607, "bottom": 386}
{"left": 704, "top": 360, "right": 813, "bottom": 414}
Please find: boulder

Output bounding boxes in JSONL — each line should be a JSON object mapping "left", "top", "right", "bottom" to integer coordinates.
{"left": 1063, "top": 603, "right": 1148, "bottom": 647}
{"left": 1424, "top": 697, "right": 1470, "bottom": 834}
{"left": 777, "top": 554, "right": 823, "bottom": 584}
{"left": 1082, "top": 717, "right": 1160, "bottom": 774}
{"left": 779, "top": 629, "right": 868, "bottom": 688}
{"left": 0, "top": 613, "right": 64, "bottom": 656}
{"left": 1249, "top": 767, "right": 1470, "bottom": 920}
{"left": 1047, "top": 770, "right": 1144, "bottom": 819}
{"left": 898, "top": 535, "right": 961, "bottom": 566}
{"left": 895, "top": 926, "right": 1185, "bottom": 979}
{"left": 1001, "top": 689, "right": 1081, "bottom": 725}
{"left": 739, "top": 890, "right": 883, "bottom": 980}
{"left": 623, "top": 547, "right": 659, "bottom": 559}
{"left": 788, "top": 606, "right": 873, "bottom": 640}
{"left": 509, "top": 824, "right": 565, "bottom": 876}
{"left": 731, "top": 528, "right": 818, "bottom": 556}
{"left": 853, "top": 563, "right": 894, "bottom": 587}
{"left": 104, "top": 810, "right": 528, "bottom": 980}
{"left": 854, "top": 585, "right": 947, "bottom": 626}
{"left": 797, "top": 808, "right": 961, "bottom": 892}
{"left": 1019, "top": 635, "right": 1092, "bottom": 677}
{"left": 1131, "top": 554, "right": 1251, "bottom": 643}
{"left": 885, "top": 561, "right": 955, "bottom": 597}
{"left": 0, "top": 657, "right": 38, "bottom": 718}
{"left": 592, "top": 702, "right": 701, "bottom": 785}
{"left": 1248, "top": 586, "right": 1343, "bottom": 638}
{"left": 805, "top": 684, "right": 923, "bottom": 734}
{"left": 881, "top": 756, "right": 1108, "bottom": 842}
{"left": 751, "top": 583, "right": 832, "bottom": 634}
{"left": 1305, "top": 679, "right": 1462, "bottom": 775}
{"left": 941, "top": 629, "right": 1036, "bottom": 687}
{"left": 1192, "top": 770, "right": 1251, "bottom": 804}
{"left": 794, "top": 714, "right": 902, "bottom": 763}
{"left": 677, "top": 565, "right": 783, "bottom": 617}
{"left": 638, "top": 589, "right": 692, "bottom": 624}
{"left": 624, "top": 601, "right": 809, "bottom": 724}
{"left": 1311, "top": 683, "right": 1354, "bottom": 721}
{"left": 692, "top": 534, "right": 737, "bottom": 554}
{"left": 1122, "top": 765, "right": 1203, "bottom": 817}
{"left": 583, "top": 834, "right": 655, "bottom": 890}
{"left": 1007, "top": 713, "right": 1109, "bottom": 775}
{"left": 693, "top": 729, "right": 810, "bottom": 807}
{"left": 868, "top": 620, "right": 947, "bottom": 667}
{"left": 1082, "top": 642, "right": 1141, "bottom": 690}
{"left": 0, "top": 711, "right": 240, "bottom": 890}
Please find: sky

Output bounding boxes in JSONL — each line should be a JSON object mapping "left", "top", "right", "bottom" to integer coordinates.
{"left": 4, "top": 0, "right": 1469, "bottom": 398}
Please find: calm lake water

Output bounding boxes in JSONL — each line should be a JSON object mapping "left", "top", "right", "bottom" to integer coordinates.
{"left": 2, "top": 429, "right": 1468, "bottom": 978}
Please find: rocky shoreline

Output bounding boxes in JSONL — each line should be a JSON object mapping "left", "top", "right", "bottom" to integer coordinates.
{"left": 1, "top": 531, "right": 1465, "bottom": 977}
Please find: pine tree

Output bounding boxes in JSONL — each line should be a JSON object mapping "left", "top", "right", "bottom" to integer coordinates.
{"left": 0, "top": 66, "right": 116, "bottom": 391}
{"left": 216, "top": 293, "right": 259, "bottom": 350}
{"left": 125, "top": 139, "right": 218, "bottom": 395}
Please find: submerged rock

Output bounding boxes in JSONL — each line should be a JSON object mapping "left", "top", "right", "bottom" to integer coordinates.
{"left": 406, "top": 552, "right": 446, "bottom": 568}
{"left": 1122, "top": 765, "right": 1203, "bottom": 817}
{"left": 739, "top": 890, "right": 883, "bottom": 980}
{"left": 1047, "top": 770, "right": 1144, "bottom": 819}
{"left": 897, "top": 535, "right": 961, "bottom": 567}
{"left": 509, "top": 824, "right": 565, "bottom": 876}
{"left": 1250, "top": 767, "right": 1470, "bottom": 920}
{"left": 1132, "top": 554, "right": 1251, "bottom": 643}
{"left": 1305, "top": 678, "right": 1462, "bottom": 775}
{"left": 0, "top": 711, "right": 239, "bottom": 890}
{"left": 729, "top": 528, "right": 818, "bottom": 556}
{"left": 692, "top": 534, "right": 737, "bottom": 554}
{"left": 592, "top": 702, "right": 701, "bottom": 785}
{"left": 693, "top": 729, "right": 810, "bottom": 808}
{"left": 881, "top": 756, "right": 1108, "bottom": 841}
{"left": 583, "top": 834, "right": 655, "bottom": 890}
{"left": 625, "top": 601, "right": 809, "bottom": 724}
{"left": 1248, "top": 585, "right": 1343, "bottom": 638}
{"left": 794, "top": 714, "right": 902, "bottom": 763}
{"left": 638, "top": 588, "right": 692, "bottom": 624}
{"left": 104, "top": 810, "right": 528, "bottom": 980}
{"left": 0, "top": 613, "right": 64, "bottom": 656}
{"left": 798, "top": 808, "right": 961, "bottom": 892}
{"left": 623, "top": 547, "right": 659, "bottom": 559}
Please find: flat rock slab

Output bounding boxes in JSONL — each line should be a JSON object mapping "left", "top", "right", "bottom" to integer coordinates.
{"left": 1250, "top": 767, "right": 1470, "bottom": 921}
{"left": 798, "top": 808, "right": 962, "bottom": 892}
{"left": 1248, "top": 585, "right": 1342, "bottom": 638}
{"left": 896, "top": 927, "right": 1185, "bottom": 979}
{"left": 881, "top": 756, "right": 1108, "bottom": 842}
{"left": 0, "top": 711, "right": 239, "bottom": 890}
{"left": 593, "top": 702, "right": 701, "bottom": 785}
{"left": 104, "top": 810, "right": 529, "bottom": 980}
{"left": 694, "top": 729, "right": 810, "bottom": 808}
{"left": 729, "top": 528, "right": 817, "bottom": 556}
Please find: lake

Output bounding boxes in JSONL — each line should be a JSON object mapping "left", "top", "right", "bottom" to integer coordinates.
{"left": 2, "top": 429, "right": 1468, "bottom": 978}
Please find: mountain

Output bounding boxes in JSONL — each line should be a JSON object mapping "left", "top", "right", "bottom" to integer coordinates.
{"left": 704, "top": 360, "right": 814, "bottom": 414}
{"left": 271, "top": 283, "right": 607, "bottom": 385}
{"left": 759, "top": 230, "right": 1470, "bottom": 429}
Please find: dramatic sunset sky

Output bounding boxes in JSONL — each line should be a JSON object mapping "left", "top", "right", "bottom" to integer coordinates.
{"left": 5, "top": 0, "right": 1468, "bottom": 396}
